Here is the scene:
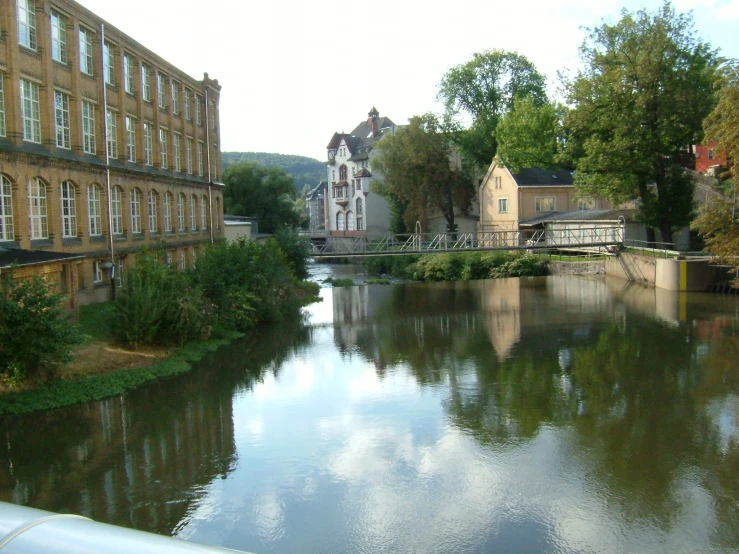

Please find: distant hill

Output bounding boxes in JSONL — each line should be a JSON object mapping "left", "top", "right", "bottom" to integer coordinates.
{"left": 222, "top": 152, "right": 325, "bottom": 193}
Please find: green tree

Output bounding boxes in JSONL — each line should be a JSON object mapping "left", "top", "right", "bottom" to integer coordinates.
{"left": 565, "top": 2, "right": 720, "bottom": 245}
{"left": 0, "top": 274, "right": 85, "bottom": 380}
{"left": 223, "top": 161, "right": 302, "bottom": 233}
{"left": 372, "top": 113, "right": 475, "bottom": 233}
{"left": 495, "top": 97, "right": 569, "bottom": 173}
{"left": 438, "top": 50, "right": 548, "bottom": 168}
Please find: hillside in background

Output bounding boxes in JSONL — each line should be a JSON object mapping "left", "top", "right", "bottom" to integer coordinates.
{"left": 222, "top": 152, "right": 325, "bottom": 193}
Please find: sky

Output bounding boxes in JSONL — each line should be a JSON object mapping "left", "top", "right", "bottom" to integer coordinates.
{"left": 78, "top": 0, "right": 739, "bottom": 162}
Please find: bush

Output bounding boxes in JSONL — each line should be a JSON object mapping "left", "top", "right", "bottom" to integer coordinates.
{"left": 331, "top": 278, "right": 355, "bottom": 287}
{"left": 365, "top": 255, "right": 419, "bottom": 278}
{"left": 112, "top": 251, "right": 211, "bottom": 349}
{"left": 404, "top": 252, "right": 549, "bottom": 282}
{"left": 0, "top": 274, "right": 85, "bottom": 380}
{"left": 273, "top": 226, "right": 312, "bottom": 280}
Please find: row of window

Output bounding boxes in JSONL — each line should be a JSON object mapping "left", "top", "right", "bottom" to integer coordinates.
{"left": 495, "top": 197, "right": 596, "bottom": 214}
{"left": 331, "top": 163, "right": 368, "bottom": 182}
{"left": 10, "top": 78, "right": 206, "bottom": 175}
{"left": 18, "top": 1, "right": 206, "bottom": 124}
{"left": 335, "top": 210, "right": 363, "bottom": 232}
{"left": 0, "top": 174, "right": 217, "bottom": 242}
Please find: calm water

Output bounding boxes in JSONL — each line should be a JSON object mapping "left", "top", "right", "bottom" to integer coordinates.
{"left": 2, "top": 274, "right": 739, "bottom": 553}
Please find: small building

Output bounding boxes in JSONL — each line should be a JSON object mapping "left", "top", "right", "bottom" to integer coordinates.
{"left": 306, "top": 181, "right": 327, "bottom": 232}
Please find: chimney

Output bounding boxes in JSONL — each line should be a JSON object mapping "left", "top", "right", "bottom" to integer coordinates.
{"left": 368, "top": 106, "right": 379, "bottom": 137}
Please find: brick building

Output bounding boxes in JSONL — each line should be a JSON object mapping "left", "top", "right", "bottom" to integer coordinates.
{"left": 0, "top": 0, "right": 224, "bottom": 306}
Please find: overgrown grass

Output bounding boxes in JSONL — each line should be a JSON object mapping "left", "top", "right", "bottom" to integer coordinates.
{"left": 0, "top": 331, "right": 242, "bottom": 415}
{"left": 77, "top": 302, "right": 116, "bottom": 342}
{"left": 366, "top": 277, "right": 391, "bottom": 285}
{"left": 331, "top": 278, "right": 355, "bottom": 287}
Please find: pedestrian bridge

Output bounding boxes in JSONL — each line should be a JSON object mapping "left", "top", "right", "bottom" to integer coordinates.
{"left": 309, "top": 224, "right": 625, "bottom": 259}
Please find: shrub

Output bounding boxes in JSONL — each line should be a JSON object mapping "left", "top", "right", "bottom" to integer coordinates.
{"left": 489, "top": 254, "right": 549, "bottom": 278}
{"left": 403, "top": 252, "right": 549, "bottom": 282}
{"left": 0, "top": 274, "right": 85, "bottom": 380}
{"left": 112, "top": 251, "right": 211, "bottom": 349}
{"left": 331, "top": 278, "right": 355, "bottom": 287}
{"left": 366, "top": 255, "right": 419, "bottom": 278}
{"left": 273, "top": 226, "right": 312, "bottom": 280}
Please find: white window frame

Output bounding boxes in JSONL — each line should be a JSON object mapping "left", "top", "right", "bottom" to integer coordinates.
{"left": 157, "top": 73, "right": 166, "bottom": 109}
{"left": 195, "top": 95, "right": 202, "bottom": 125}
{"left": 79, "top": 27, "right": 93, "bottom": 75}
{"left": 535, "top": 196, "right": 556, "bottom": 213}
{"left": 87, "top": 184, "right": 102, "bottom": 237}
{"left": 125, "top": 116, "right": 136, "bottom": 162}
{"left": 347, "top": 211, "right": 354, "bottom": 231}
{"left": 179, "top": 249, "right": 186, "bottom": 270}
{"left": 143, "top": 122, "right": 153, "bottom": 166}
{"left": 177, "top": 193, "right": 185, "bottom": 231}
{"left": 159, "top": 128, "right": 168, "bottom": 169}
{"left": 200, "top": 196, "right": 208, "bottom": 230}
{"left": 20, "top": 79, "right": 41, "bottom": 143}
{"left": 498, "top": 197, "right": 508, "bottom": 214}
{"left": 186, "top": 138, "right": 193, "bottom": 174}
{"left": 54, "top": 90, "right": 71, "bottom": 149}
{"left": 106, "top": 109, "right": 117, "bottom": 159}
{"left": 184, "top": 89, "right": 191, "bottom": 120}
{"left": 111, "top": 186, "right": 123, "bottom": 234}
{"left": 141, "top": 64, "right": 151, "bottom": 102}
{"left": 130, "top": 188, "right": 141, "bottom": 234}
{"left": 60, "top": 180, "right": 77, "bottom": 238}
{"left": 164, "top": 192, "right": 172, "bottom": 232}
{"left": 94, "top": 261, "right": 103, "bottom": 283}
{"left": 103, "top": 41, "right": 114, "bottom": 85}
{"left": 17, "top": 0, "right": 37, "bottom": 50}
{"left": 51, "top": 10, "right": 67, "bottom": 64}
{"left": 0, "top": 175, "right": 14, "bottom": 241}
{"left": 28, "top": 177, "right": 48, "bottom": 240}
{"left": 190, "top": 195, "right": 197, "bottom": 230}
{"left": 81, "top": 100, "right": 96, "bottom": 154}
{"left": 123, "top": 54, "right": 134, "bottom": 94}
{"left": 173, "top": 134, "right": 181, "bottom": 172}
{"left": 148, "top": 190, "right": 157, "bottom": 234}
{"left": 197, "top": 141, "right": 204, "bottom": 176}
{"left": 171, "top": 81, "right": 179, "bottom": 114}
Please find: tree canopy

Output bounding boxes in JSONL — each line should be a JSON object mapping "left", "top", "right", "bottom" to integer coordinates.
{"left": 372, "top": 113, "right": 475, "bottom": 233}
{"left": 495, "top": 97, "right": 569, "bottom": 173}
{"left": 704, "top": 63, "right": 739, "bottom": 183}
{"left": 223, "top": 161, "right": 305, "bottom": 233}
{"left": 438, "top": 50, "right": 548, "bottom": 168}
{"left": 565, "top": 2, "right": 720, "bottom": 244}
{"left": 221, "top": 152, "right": 325, "bottom": 194}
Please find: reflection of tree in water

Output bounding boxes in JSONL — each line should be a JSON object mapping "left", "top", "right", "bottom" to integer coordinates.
{"left": 0, "top": 320, "right": 311, "bottom": 536}
{"left": 343, "top": 280, "right": 739, "bottom": 539}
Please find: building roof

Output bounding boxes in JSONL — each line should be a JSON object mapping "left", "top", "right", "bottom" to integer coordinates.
{"left": 355, "top": 168, "right": 372, "bottom": 177}
{"left": 306, "top": 181, "right": 327, "bottom": 201}
{"left": 520, "top": 209, "right": 637, "bottom": 227}
{"left": 326, "top": 110, "right": 396, "bottom": 159}
{"left": 0, "top": 247, "right": 85, "bottom": 269}
{"left": 512, "top": 168, "right": 575, "bottom": 187}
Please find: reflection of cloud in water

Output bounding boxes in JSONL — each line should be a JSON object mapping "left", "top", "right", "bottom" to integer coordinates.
{"left": 706, "top": 394, "right": 739, "bottom": 455}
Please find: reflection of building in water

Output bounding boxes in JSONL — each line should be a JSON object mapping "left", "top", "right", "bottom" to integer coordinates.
{"left": 332, "top": 285, "right": 394, "bottom": 351}
{"left": 0, "top": 374, "right": 236, "bottom": 535}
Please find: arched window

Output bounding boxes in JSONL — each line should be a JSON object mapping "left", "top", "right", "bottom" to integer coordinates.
{"left": 164, "top": 192, "right": 173, "bottom": 232}
{"left": 87, "top": 184, "right": 102, "bottom": 237}
{"left": 111, "top": 186, "right": 123, "bottom": 234}
{"left": 346, "top": 211, "right": 354, "bottom": 231}
{"left": 130, "top": 188, "right": 142, "bottom": 233}
{"left": 339, "top": 164, "right": 348, "bottom": 181}
{"left": 28, "top": 177, "right": 48, "bottom": 239}
{"left": 60, "top": 180, "right": 77, "bottom": 238}
{"left": 190, "top": 194, "right": 197, "bottom": 230}
{"left": 201, "top": 195, "right": 208, "bottom": 230}
{"left": 177, "top": 193, "right": 185, "bottom": 231}
{"left": 0, "top": 175, "right": 14, "bottom": 241}
{"left": 336, "top": 211, "right": 345, "bottom": 231}
{"left": 148, "top": 190, "right": 158, "bottom": 233}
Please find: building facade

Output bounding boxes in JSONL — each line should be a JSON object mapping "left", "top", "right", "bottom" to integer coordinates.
{"left": 0, "top": 0, "right": 224, "bottom": 306}
{"left": 694, "top": 142, "right": 726, "bottom": 175}
{"left": 305, "top": 180, "right": 326, "bottom": 231}
{"left": 325, "top": 108, "right": 394, "bottom": 236}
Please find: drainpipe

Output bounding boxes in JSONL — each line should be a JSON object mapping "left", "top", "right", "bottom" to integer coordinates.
{"left": 101, "top": 23, "right": 115, "bottom": 299}
{"left": 204, "top": 87, "right": 214, "bottom": 243}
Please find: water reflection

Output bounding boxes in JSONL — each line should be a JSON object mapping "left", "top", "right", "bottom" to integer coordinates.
{"left": 1, "top": 276, "right": 739, "bottom": 553}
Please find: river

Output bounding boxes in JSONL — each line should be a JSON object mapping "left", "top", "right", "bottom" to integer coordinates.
{"left": 1, "top": 269, "right": 739, "bottom": 553}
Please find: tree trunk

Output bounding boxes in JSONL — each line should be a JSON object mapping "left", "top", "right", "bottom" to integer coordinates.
{"left": 637, "top": 179, "right": 656, "bottom": 248}
{"left": 660, "top": 223, "right": 673, "bottom": 249}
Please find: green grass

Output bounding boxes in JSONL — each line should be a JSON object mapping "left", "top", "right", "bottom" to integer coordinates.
{"left": 546, "top": 254, "right": 608, "bottom": 262}
{"left": 331, "top": 278, "right": 355, "bottom": 287}
{"left": 366, "top": 277, "right": 391, "bottom": 285}
{"left": 0, "top": 331, "right": 243, "bottom": 416}
{"left": 624, "top": 247, "right": 678, "bottom": 258}
{"left": 77, "top": 302, "right": 115, "bottom": 342}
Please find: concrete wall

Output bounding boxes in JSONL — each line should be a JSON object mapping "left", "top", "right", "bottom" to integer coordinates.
{"left": 549, "top": 260, "right": 606, "bottom": 276}
{"left": 606, "top": 252, "right": 724, "bottom": 292}
{"left": 605, "top": 253, "right": 657, "bottom": 284}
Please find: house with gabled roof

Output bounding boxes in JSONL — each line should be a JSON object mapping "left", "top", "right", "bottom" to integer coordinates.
{"left": 325, "top": 108, "right": 396, "bottom": 235}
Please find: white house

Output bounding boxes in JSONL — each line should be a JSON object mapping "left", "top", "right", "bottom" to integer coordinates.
{"left": 325, "top": 108, "right": 396, "bottom": 236}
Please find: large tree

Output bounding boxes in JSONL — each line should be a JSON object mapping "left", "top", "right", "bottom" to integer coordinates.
{"left": 495, "top": 97, "right": 569, "bottom": 173}
{"left": 372, "top": 113, "right": 475, "bottom": 233}
{"left": 693, "top": 63, "right": 739, "bottom": 282}
{"left": 223, "top": 161, "right": 304, "bottom": 233}
{"left": 565, "top": 2, "right": 720, "bottom": 245}
{"left": 438, "top": 50, "right": 547, "bottom": 168}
